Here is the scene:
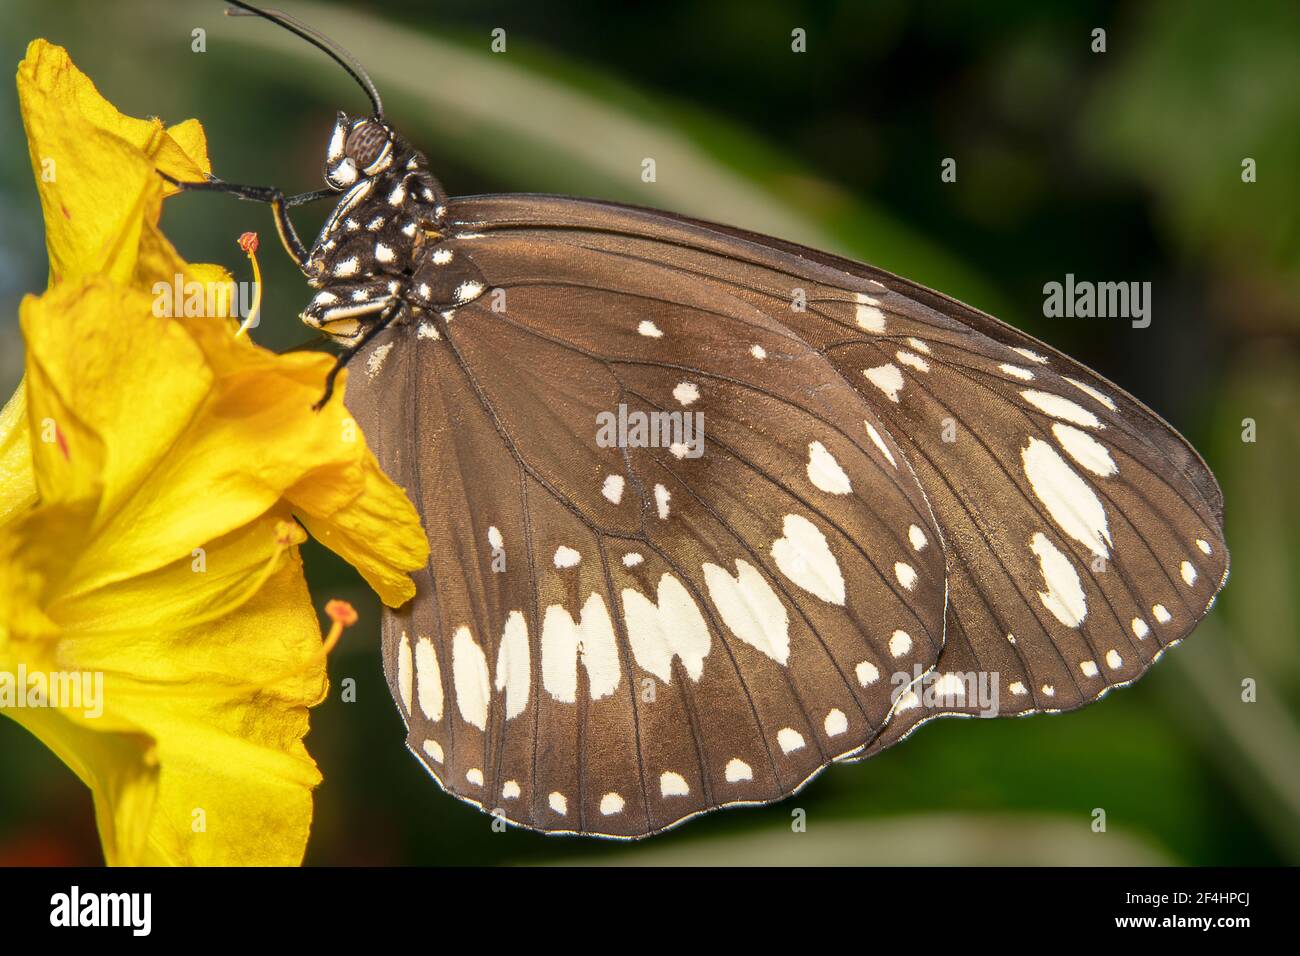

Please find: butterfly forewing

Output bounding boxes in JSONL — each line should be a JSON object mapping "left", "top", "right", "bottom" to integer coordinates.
{"left": 347, "top": 229, "right": 948, "bottom": 836}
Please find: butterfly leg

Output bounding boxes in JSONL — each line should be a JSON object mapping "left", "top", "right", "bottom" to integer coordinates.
{"left": 157, "top": 171, "right": 332, "bottom": 274}
{"left": 313, "top": 296, "right": 406, "bottom": 411}
{"left": 302, "top": 279, "right": 401, "bottom": 337}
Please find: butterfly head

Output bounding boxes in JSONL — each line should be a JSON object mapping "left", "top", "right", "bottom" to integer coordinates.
{"left": 325, "top": 112, "right": 397, "bottom": 188}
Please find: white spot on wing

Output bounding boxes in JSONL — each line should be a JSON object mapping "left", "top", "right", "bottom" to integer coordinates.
{"left": 397, "top": 631, "right": 413, "bottom": 714}
{"left": 999, "top": 363, "right": 1035, "bottom": 381}
{"left": 1012, "top": 347, "right": 1048, "bottom": 364}
{"left": 622, "top": 552, "right": 643, "bottom": 568}
{"left": 897, "top": 350, "right": 929, "bottom": 372}
{"left": 453, "top": 280, "right": 484, "bottom": 303}
{"left": 638, "top": 320, "right": 663, "bottom": 338}
{"left": 1132, "top": 617, "right": 1150, "bottom": 639}
{"left": 553, "top": 546, "right": 581, "bottom": 568}
{"left": 934, "top": 673, "right": 966, "bottom": 699}
{"left": 1106, "top": 649, "right": 1123, "bottom": 669}
{"left": 1022, "top": 437, "right": 1112, "bottom": 559}
{"left": 1153, "top": 604, "right": 1172, "bottom": 623}
{"left": 908, "top": 524, "right": 928, "bottom": 550}
{"left": 1180, "top": 561, "right": 1197, "bottom": 586}
{"left": 1080, "top": 659, "right": 1099, "bottom": 677}
{"left": 889, "top": 629, "right": 912, "bottom": 657}
{"left": 1030, "top": 532, "right": 1087, "bottom": 628}
{"left": 494, "top": 611, "right": 530, "bottom": 720}
{"left": 502, "top": 780, "right": 520, "bottom": 799}
{"left": 546, "top": 593, "right": 620, "bottom": 702}
{"left": 824, "top": 709, "right": 848, "bottom": 736}
{"left": 422, "top": 739, "right": 443, "bottom": 763}
{"left": 771, "top": 514, "right": 845, "bottom": 605}
{"left": 660, "top": 771, "right": 690, "bottom": 797}
{"left": 622, "top": 574, "right": 711, "bottom": 683}
{"left": 365, "top": 342, "right": 394, "bottom": 379}
{"left": 549, "top": 792, "right": 567, "bottom": 815}
{"left": 702, "top": 560, "right": 790, "bottom": 664}
{"left": 854, "top": 292, "right": 885, "bottom": 331}
{"left": 600, "top": 792, "right": 624, "bottom": 815}
{"left": 855, "top": 661, "right": 879, "bottom": 686}
{"left": 725, "top": 758, "right": 753, "bottom": 782}
{"left": 806, "top": 441, "right": 852, "bottom": 494}
{"left": 863, "top": 363, "right": 904, "bottom": 402}
{"left": 415, "top": 636, "right": 443, "bottom": 721}
{"left": 777, "top": 728, "right": 805, "bottom": 754}
{"left": 1021, "top": 389, "right": 1102, "bottom": 428}
{"left": 602, "top": 474, "right": 625, "bottom": 504}
{"left": 673, "top": 382, "right": 700, "bottom": 406}
{"left": 864, "top": 421, "right": 897, "bottom": 468}
{"left": 488, "top": 526, "right": 503, "bottom": 549}
{"left": 452, "top": 627, "right": 491, "bottom": 730}
{"left": 654, "top": 483, "right": 671, "bottom": 519}
{"left": 894, "top": 561, "right": 917, "bottom": 590}
{"left": 1052, "top": 422, "right": 1117, "bottom": 477}
{"left": 466, "top": 768, "right": 483, "bottom": 787}
{"left": 1065, "top": 376, "right": 1118, "bottom": 411}
{"left": 750, "top": 344, "right": 767, "bottom": 359}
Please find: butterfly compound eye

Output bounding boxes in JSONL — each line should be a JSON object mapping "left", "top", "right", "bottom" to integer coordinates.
{"left": 345, "top": 120, "right": 392, "bottom": 173}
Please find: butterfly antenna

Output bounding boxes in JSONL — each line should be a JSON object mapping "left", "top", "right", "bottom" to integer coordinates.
{"left": 223, "top": 0, "right": 384, "bottom": 118}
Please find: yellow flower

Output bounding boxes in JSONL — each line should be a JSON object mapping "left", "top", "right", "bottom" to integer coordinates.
{"left": 0, "top": 41, "right": 428, "bottom": 865}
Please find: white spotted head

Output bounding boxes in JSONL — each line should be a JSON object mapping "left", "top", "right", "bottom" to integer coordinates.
{"left": 326, "top": 112, "right": 396, "bottom": 188}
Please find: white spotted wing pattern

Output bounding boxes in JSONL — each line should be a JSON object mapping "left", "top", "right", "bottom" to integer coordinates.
{"left": 346, "top": 195, "right": 1227, "bottom": 837}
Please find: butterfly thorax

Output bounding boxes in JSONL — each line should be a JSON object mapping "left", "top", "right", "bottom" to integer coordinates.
{"left": 300, "top": 123, "right": 488, "bottom": 344}
{"left": 307, "top": 142, "right": 444, "bottom": 285}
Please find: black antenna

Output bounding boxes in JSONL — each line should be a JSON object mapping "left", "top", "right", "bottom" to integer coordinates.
{"left": 223, "top": 0, "right": 384, "bottom": 117}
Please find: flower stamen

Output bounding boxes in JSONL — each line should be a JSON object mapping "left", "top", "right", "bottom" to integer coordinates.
{"left": 322, "top": 599, "right": 358, "bottom": 656}
{"left": 235, "top": 231, "right": 262, "bottom": 337}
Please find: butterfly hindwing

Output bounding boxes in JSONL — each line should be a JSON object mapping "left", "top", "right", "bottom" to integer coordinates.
{"left": 437, "top": 195, "right": 1227, "bottom": 753}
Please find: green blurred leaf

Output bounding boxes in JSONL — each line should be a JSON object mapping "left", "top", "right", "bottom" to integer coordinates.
{"left": 540, "top": 814, "right": 1173, "bottom": 866}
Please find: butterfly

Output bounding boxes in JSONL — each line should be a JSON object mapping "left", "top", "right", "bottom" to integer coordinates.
{"left": 172, "top": 2, "right": 1229, "bottom": 839}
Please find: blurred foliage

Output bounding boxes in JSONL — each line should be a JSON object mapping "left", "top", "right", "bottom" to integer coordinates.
{"left": 0, "top": 0, "right": 1296, "bottom": 866}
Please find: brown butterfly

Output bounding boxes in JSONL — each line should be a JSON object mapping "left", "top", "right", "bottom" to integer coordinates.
{"left": 169, "top": 1, "right": 1229, "bottom": 838}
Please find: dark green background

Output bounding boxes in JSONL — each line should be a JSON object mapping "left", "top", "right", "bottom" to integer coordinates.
{"left": 1, "top": 0, "right": 1296, "bottom": 865}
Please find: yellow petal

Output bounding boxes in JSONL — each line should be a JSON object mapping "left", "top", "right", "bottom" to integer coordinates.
{"left": 291, "top": 452, "right": 428, "bottom": 607}
{"left": 8, "top": 41, "right": 429, "bottom": 868}
{"left": 17, "top": 41, "right": 211, "bottom": 286}
{"left": 59, "top": 533, "right": 325, "bottom": 866}
{"left": 6, "top": 706, "right": 158, "bottom": 866}
{"left": 19, "top": 280, "right": 204, "bottom": 526}
{"left": 3, "top": 503, "right": 325, "bottom": 866}
{"left": 0, "top": 382, "right": 36, "bottom": 523}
